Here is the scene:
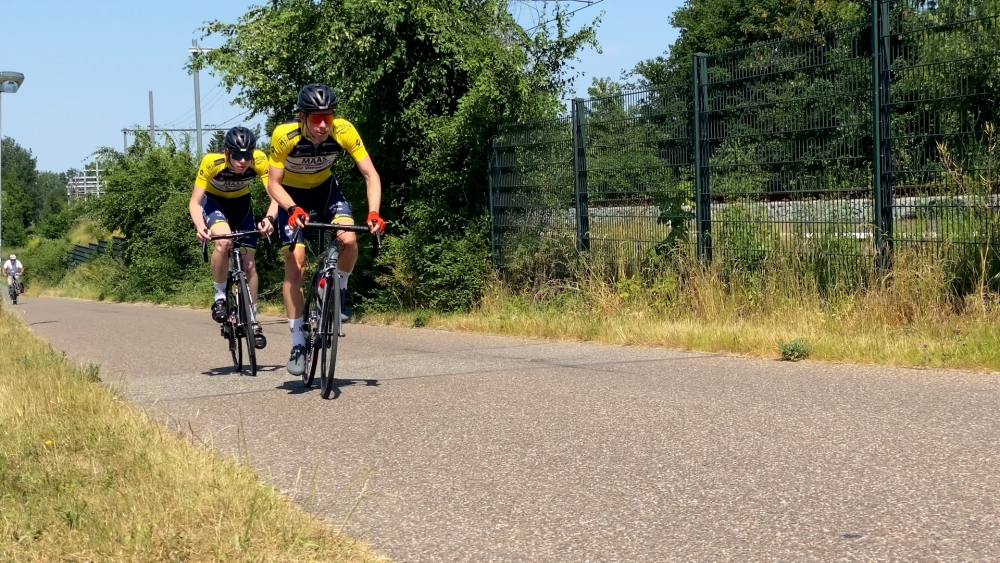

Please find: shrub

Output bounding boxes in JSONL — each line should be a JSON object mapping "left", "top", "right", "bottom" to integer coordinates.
{"left": 16, "top": 238, "right": 71, "bottom": 287}
{"left": 778, "top": 339, "right": 812, "bottom": 361}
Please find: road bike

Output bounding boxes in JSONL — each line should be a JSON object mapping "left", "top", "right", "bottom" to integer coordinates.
{"left": 299, "top": 221, "right": 379, "bottom": 399}
{"left": 8, "top": 274, "right": 21, "bottom": 305}
{"left": 202, "top": 230, "right": 263, "bottom": 377}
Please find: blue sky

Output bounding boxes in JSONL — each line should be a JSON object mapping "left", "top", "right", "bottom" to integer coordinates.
{"left": 2, "top": 0, "right": 680, "bottom": 174}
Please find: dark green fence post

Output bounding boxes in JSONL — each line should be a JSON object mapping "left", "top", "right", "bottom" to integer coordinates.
{"left": 571, "top": 98, "right": 590, "bottom": 252}
{"left": 693, "top": 53, "right": 712, "bottom": 262}
{"left": 487, "top": 135, "right": 499, "bottom": 261}
{"left": 871, "top": 0, "right": 893, "bottom": 269}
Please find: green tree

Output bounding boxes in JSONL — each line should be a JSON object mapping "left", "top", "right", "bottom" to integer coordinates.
{"left": 1, "top": 137, "right": 39, "bottom": 240}
{"left": 200, "top": 0, "right": 599, "bottom": 310}
{"left": 633, "top": 0, "right": 866, "bottom": 86}
{"left": 31, "top": 171, "right": 69, "bottom": 223}
{"left": 94, "top": 131, "right": 203, "bottom": 298}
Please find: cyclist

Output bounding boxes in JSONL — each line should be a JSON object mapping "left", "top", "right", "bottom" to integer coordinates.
{"left": 188, "top": 126, "right": 278, "bottom": 350}
{"left": 266, "top": 83, "right": 385, "bottom": 375}
{"left": 4, "top": 254, "right": 24, "bottom": 295}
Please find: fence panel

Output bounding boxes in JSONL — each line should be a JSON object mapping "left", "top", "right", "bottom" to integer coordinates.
{"left": 886, "top": 0, "right": 1000, "bottom": 274}
{"left": 67, "top": 236, "right": 125, "bottom": 269}
{"left": 700, "top": 23, "right": 875, "bottom": 279}
{"left": 579, "top": 84, "right": 694, "bottom": 271}
{"left": 489, "top": 118, "right": 576, "bottom": 279}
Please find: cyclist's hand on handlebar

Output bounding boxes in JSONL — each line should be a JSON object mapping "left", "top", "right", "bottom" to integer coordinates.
{"left": 196, "top": 226, "right": 212, "bottom": 244}
{"left": 288, "top": 206, "right": 309, "bottom": 229}
{"left": 258, "top": 215, "right": 276, "bottom": 237}
{"left": 367, "top": 211, "right": 386, "bottom": 235}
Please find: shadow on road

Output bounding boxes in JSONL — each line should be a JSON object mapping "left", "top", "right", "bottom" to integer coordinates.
{"left": 277, "top": 378, "right": 380, "bottom": 399}
{"left": 201, "top": 364, "right": 285, "bottom": 376}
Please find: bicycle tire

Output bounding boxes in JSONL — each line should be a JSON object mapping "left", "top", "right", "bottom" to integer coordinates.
{"left": 227, "top": 280, "right": 242, "bottom": 372}
{"left": 238, "top": 272, "right": 257, "bottom": 377}
{"left": 10, "top": 285, "right": 16, "bottom": 305}
{"left": 302, "top": 272, "right": 323, "bottom": 388}
{"left": 319, "top": 270, "right": 342, "bottom": 400}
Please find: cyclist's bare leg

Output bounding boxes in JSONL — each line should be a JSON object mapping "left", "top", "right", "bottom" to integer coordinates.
{"left": 242, "top": 248, "right": 258, "bottom": 304}
{"left": 209, "top": 222, "right": 233, "bottom": 285}
{"left": 333, "top": 217, "right": 359, "bottom": 274}
{"left": 282, "top": 244, "right": 307, "bottom": 319}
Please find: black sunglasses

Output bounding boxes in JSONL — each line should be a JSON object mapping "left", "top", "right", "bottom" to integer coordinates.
{"left": 229, "top": 150, "right": 252, "bottom": 162}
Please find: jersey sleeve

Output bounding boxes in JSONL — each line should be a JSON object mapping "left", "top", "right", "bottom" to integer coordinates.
{"left": 331, "top": 119, "right": 370, "bottom": 163}
{"left": 251, "top": 149, "right": 269, "bottom": 178}
{"left": 268, "top": 123, "right": 300, "bottom": 169}
{"left": 194, "top": 154, "right": 223, "bottom": 189}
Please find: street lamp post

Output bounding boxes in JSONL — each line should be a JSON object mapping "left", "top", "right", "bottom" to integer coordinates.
{"left": 189, "top": 41, "right": 216, "bottom": 157}
{"left": 0, "top": 71, "right": 25, "bottom": 256}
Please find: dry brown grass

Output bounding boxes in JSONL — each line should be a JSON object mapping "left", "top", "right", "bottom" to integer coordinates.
{"left": 0, "top": 308, "right": 387, "bottom": 562}
{"left": 366, "top": 248, "right": 1000, "bottom": 372}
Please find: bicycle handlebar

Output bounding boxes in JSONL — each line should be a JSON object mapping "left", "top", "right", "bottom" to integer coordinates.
{"left": 292, "top": 219, "right": 382, "bottom": 255}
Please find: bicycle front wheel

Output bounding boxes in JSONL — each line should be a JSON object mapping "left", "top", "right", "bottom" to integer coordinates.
{"left": 319, "top": 270, "right": 342, "bottom": 400}
{"left": 303, "top": 272, "right": 324, "bottom": 388}
{"left": 238, "top": 273, "right": 257, "bottom": 377}
{"left": 227, "top": 281, "right": 242, "bottom": 372}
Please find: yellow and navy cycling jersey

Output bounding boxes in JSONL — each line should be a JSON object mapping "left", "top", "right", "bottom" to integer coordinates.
{"left": 268, "top": 119, "right": 369, "bottom": 189}
{"left": 194, "top": 150, "right": 268, "bottom": 198}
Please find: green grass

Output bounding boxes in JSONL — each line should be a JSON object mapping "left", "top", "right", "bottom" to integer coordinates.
{"left": 0, "top": 308, "right": 386, "bottom": 562}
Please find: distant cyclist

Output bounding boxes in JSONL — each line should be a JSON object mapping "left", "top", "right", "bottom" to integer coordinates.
{"left": 188, "top": 126, "right": 278, "bottom": 349}
{"left": 4, "top": 254, "right": 24, "bottom": 294}
{"left": 266, "top": 83, "right": 385, "bottom": 375}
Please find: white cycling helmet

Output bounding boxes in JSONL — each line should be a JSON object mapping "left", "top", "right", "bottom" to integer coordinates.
{"left": 8, "top": 254, "right": 14, "bottom": 260}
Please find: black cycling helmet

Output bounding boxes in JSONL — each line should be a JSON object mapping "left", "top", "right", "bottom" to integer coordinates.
{"left": 224, "top": 126, "right": 256, "bottom": 151}
{"left": 297, "top": 83, "right": 337, "bottom": 113}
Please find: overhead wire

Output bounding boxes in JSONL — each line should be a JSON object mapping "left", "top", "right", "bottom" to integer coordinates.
{"left": 522, "top": 0, "right": 606, "bottom": 34}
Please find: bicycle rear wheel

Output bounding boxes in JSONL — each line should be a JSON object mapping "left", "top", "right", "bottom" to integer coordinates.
{"left": 227, "top": 281, "right": 242, "bottom": 372}
{"left": 238, "top": 273, "right": 257, "bottom": 377}
{"left": 319, "top": 270, "right": 342, "bottom": 400}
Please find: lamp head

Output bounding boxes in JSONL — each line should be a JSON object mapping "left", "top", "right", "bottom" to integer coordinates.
{"left": 0, "top": 72, "right": 25, "bottom": 94}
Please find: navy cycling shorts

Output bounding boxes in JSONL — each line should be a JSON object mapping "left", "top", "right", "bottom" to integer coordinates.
{"left": 276, "top": 176, "right": 353, "bottom": 249}
{"left": 201, "top": 193, "right": 258, "bottom": 248}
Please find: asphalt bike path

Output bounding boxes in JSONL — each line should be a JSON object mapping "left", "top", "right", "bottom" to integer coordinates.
{"left": 14, "top": 296, "right": 1000, "bottom": 562}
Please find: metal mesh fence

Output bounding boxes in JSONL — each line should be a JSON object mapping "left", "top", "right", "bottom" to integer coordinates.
{"left": 581, "top": 84, "right": 694, "bottom": 271}
{"left": 887, "top": 0, "right": 1000, "bottom": 269}
{"left": 488, "top": 1, "right": 1000, "bottom": 286}
{"left": 700, "top": 23, "right": 874, "bottom": 280}
{"left": 488, "top": 118, "right": 576, "bottom": 280}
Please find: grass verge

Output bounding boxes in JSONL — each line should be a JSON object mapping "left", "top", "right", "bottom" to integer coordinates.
{"left": 365, "top": 250, "right": 1000, "bottom": 373}
{"left": 0, "top": 308, "right": 386, "bottom": 562}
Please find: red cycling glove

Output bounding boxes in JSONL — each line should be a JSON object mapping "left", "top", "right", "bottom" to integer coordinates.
{"left": 287, "top": 206, "right": 309, "bottom": 229}
{"left": 367, "top": 211, "right": 386, "bottom": 234}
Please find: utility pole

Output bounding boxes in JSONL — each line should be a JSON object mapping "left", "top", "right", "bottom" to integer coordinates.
{"left": 148, "top": 91, "right": 155, "bottom": 146}
{"left": 189, "top": 41, "right": 216, "bottom": 157}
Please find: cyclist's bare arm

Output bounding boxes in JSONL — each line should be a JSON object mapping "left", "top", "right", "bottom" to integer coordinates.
{"left": 188, "top": 185, "right": 211, "bottom": 243}
{"left": 266, "top": 166, "right": 300, "bottom": 220}
{"left": 356, "top": 156, "right": 382, "bottom": 218}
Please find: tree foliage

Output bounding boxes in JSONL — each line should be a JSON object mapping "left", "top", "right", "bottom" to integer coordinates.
{"left": 200, "top": 0, "right": 599, "bottom": 310}
{"left": 633, "top": 0, "right": 867, "bottom": 86}
{"left": 0, "top": 137, "right": 71, "bottom": 249}
{"left": 94, "top": 133, "right": 207, "bottom": 299}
